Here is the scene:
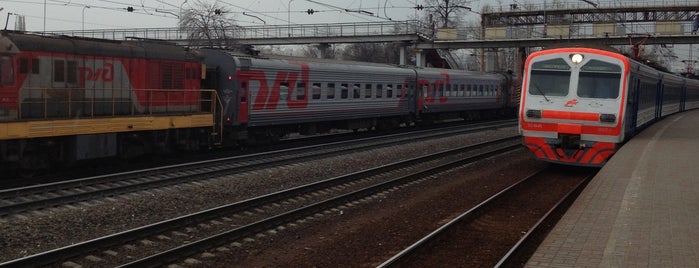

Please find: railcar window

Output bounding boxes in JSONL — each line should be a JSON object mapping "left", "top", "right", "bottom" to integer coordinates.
{"left": 365, "top": 84, "right": 372, "bottom": 98}
{"left": 467, "top": 85, "right": 472, "bottom": 96}
{"left": 387, "top": 85, "right": 393, "bottom": 98}
{"left": 376, "top": 84, "right": 383, "bottom": 98}
{"left": 0, "top": 56, "right": 13, "bottom": 85}
{"left": 353, "top": 84, "right": 361, "bottom": 99}
{"left": 341, "top": 83, "right": 348, "bottom": 99}
{"left": 280, "top": 83, "right": 289, "bottom": 100}
{"left": 327, "top": 83, "right": 335, "bottom": 99}
{"left": 31, "top": 59, "right": 39, "bottom": 74}
{"left": 459, "top": 85, "right": 465, "bottom": 96}
{"left": 53, "top": 60, "right": 65, "bottom": 82}
{"left": 312, "top": 83, "right": 321, "bottom": 99}
{"left": 296, "top": 82, "right": 306, "bottom": 100}
{"left": 529, "top": 58, "right": 571, "bottom": 97}
{"left": 479, "top": 85, "right": 484, "bottom": 96}
{"left": 577, "top": 60, "right": 621, "bottom": 99}
{"left": 396, "top": 84, "right": 403, "bottom": 98}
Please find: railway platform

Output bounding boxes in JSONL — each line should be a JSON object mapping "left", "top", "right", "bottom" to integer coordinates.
{"left": 526, "top": 109, "right": 699, "bottom": 267}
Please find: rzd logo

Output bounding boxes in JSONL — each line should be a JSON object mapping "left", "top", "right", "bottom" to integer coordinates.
{"left": 237, "top": 62, "right": 310, "bottom": 110}
{"left": 422, "top": 72, "right": 451, "bottom": 104}
{"left": 79, "top": 62, "right": 114, "bottom": 87}
{"left": 565, "top": 99, "right": 578, "bottom": 107}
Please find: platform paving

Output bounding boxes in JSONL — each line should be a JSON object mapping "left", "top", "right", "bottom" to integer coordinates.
{"left": 526, "top": 109, "right": 699, "bottom": 267}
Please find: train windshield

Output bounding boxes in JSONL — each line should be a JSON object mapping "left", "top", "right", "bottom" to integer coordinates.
{"left": 528, "top": 58, "right": 571, "bottom": 97}
{"left": 577, "top": 60, "right": 621, "bottom": 99}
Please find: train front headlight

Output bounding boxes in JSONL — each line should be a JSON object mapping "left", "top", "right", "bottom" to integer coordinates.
{"left": 599, "top": 113, "right": 616, "bottom": 123}
{"left": 525, "top": 109, "right": 542, "bottom": 118}
{"left": 570, "top": 53, "right": 584, "bottom": 64}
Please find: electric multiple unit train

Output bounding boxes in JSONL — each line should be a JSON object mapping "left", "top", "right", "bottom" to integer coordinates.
{"left": 519, "top": 47, "right": 699, "bottom": 166}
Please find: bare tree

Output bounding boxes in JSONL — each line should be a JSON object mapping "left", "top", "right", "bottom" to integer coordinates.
{"left": 179, "top": 0, "right": 238, "bottom": 47}
{"left": 424, "top": 0, "right": 473, "bottom": 28}
{"left": 341, "top": 42, "right": 404, "bottom": 64}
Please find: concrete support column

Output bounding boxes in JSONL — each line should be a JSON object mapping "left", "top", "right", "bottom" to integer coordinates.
{"left": 315, "top": 43, "right": 330, "bottom": 59}
{"left": 415, "top": 49, "right": 426, "bottom": 67}
{"left": 399, "top": 45, "right": 407, "bottom": 65}
{"left": 484, "top": 48, "right": 499, "bottom": 72}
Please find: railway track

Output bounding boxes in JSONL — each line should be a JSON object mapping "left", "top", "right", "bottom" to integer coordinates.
{"left": 0, "top": 136, "right": 521, "bottom": 267}
{"left": 0, "top": 121, "right": 514, "bottom": 217}
{"left": 377, "top": 167, "right": 595, "bottom": 267}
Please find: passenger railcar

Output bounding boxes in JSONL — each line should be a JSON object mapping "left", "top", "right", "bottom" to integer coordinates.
{"left": 200, "top": 49, "right": 517, "bottom": 144}
{"left": 413, "top": 68, "right": 515, "bottom": 122}
{"left": 0, "top": 31, "right": 519, "bottom": 175}
{"left": 519, "top": 47, "right": 699, "bottom": 167}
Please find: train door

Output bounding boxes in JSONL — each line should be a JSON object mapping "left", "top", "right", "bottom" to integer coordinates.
{"left": 417, "top": 79, "right": 431, "bottom": 113}
{"left": 680, "top": 83, "right": 687, "bottom": 112}
{"left": 0, "top": 54, "right": 16, "bottom": 119}
{"left": 655, "top": 78, "right": 664, "bottom": 119}
{"left": 238, "top": 77, "right": 249, "bottom": 123}
{"left": 49, "top": 55, "right": 81, "bottom": 117}
{"left": 627, "top": 77, "right": 640, "bottom": 137}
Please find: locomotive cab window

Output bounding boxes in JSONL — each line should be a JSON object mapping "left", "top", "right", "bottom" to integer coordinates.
{"left": 529, "top": 58, "right": 571, "bottom": 97}
{"left": 576, "top": 59, "right": 621, "bottom": 99}
{"left": 0, "top": 56, "right": 14, "bottom": 85}
{"left": 19, "top": 58, "right": 29, "bottom": 74}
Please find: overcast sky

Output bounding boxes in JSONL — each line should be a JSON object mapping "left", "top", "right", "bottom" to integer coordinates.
{"left": 1, "top": 0, "right": 696, "bottom": 71}
{"left": 1, "top": 0, "right": 694, "bottom": 32}
{"left": 0, "top": 0, "right": 491, "bottom": 32}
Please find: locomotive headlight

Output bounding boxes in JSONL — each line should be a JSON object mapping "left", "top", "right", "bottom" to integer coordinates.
{"left": 526, "top": 109, "right": 542, "bottom": 118}
{"left": 570, "top": 54, "right": 584, "bottom": 64}
{"left": 599, "top": 113, "right": 616, "bottom": 123}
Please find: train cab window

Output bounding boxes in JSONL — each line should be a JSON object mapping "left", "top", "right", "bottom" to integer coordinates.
{"left": 32, "top": 59, "right": 40, "bottom": 74}
{"left": 376, "top": 84, "right": 383, "bottom": 98}
{"left": 53, "top": 60, "right": 65, "bottom": 82}
{"left": 386, "top": 85, "right": 393, "bottom": 98}
{"left": 529, "top": 58, "right": 571, "bottom": 97}
{"left": 312, "top": 83, "right": 322, "bottom": 99}
{"left": 67, "top": 61, "right": 78, "bottom": 83}
{"left": 19, "top": 58, "right": 28, "bottom": 74}
{"left": 364, "top": 84, "right": 372, "bottom": 98}
{"left": 0, "top": 56, "right": 13, "bottom": 85}
{"left": 296, "top": 82, "right": 306, "bottom": 100}
{"left": 326, "top": 83, "right": 335, "bottom": 99}
{"left": 240, "top": 82, "right": 248, "bottom": 102}
{"left": 577, "top": 59, "right": 621, "bottom": 99}
{"left": 341, "top": 83, "right": 348, "bottom": 99}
